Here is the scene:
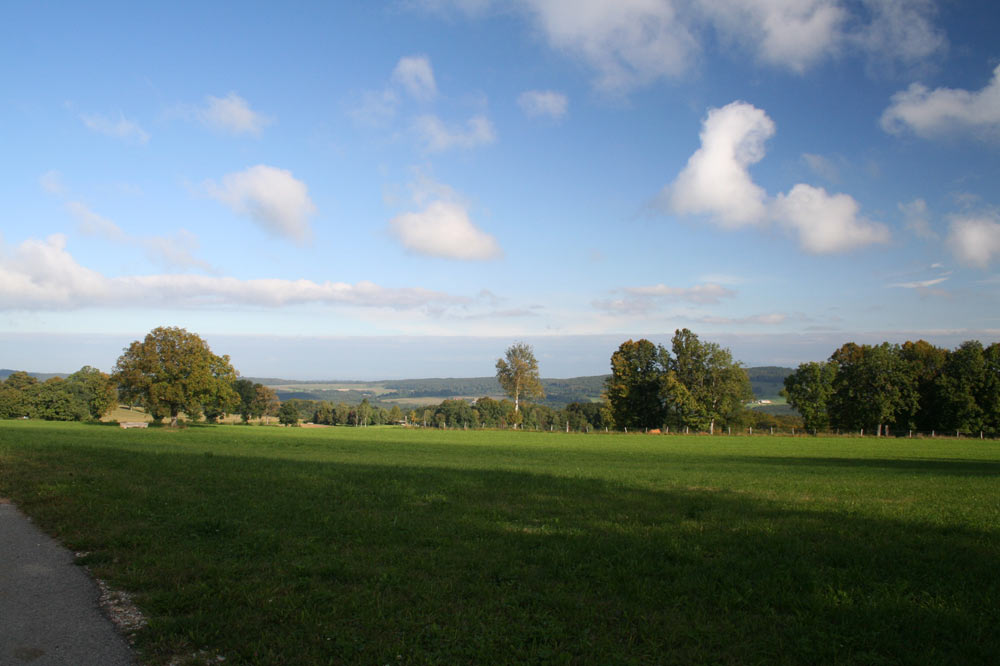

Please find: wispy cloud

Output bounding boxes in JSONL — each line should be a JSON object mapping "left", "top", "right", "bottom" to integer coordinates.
{"left": 392, "top": 55, "right": 437, "bottom": 101}
{"left": 65, "top": 201, "right": 211, "bottom": 272}
{"left": 517, "top": 90, "right": 568, "bottom": 119}
{"left": 200, "top": 92, "right": 272, "bottom": 135}
{"left": 593, "top": 282, "right": 735, "bottom": 314}
{"left": 204, "top": 165, "right": 316, "bottom": 243}
{"left": 80, "top": 112, "right": 149, "bottom": 144}
{"left": 419, "top": 1, "right": 946, "bottom": 93}
{"left": 414, "top": 114, "right": 496, "bottom": 152}
{"left": 0, "top": 235, "right": 466, "bottom": 311}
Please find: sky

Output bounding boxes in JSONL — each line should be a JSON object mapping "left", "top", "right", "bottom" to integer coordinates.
{"left": 2, "top": 0, "right": 1000, "bottom": 379}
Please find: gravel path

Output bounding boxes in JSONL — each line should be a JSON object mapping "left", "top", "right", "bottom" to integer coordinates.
{"left": 0, "top": 501, "right": 137, "bottom": 665}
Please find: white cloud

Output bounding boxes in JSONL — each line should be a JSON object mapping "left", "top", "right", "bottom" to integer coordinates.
{"left": 888, "top": 277, "right": 948, "bottom": 289}
{"left": 204, "top": 165, "right": 316, "bottom": 243}
{"left": 698, "top": 0, "right": 846, "bottom": 73}
{"left": 392, "top": 55, "right": 438, "bottom": 101}
{"left": 947, "top": 214, "right": 1000, "bottom": 268}
{"left": 666, "top": 101, "right": 774, "bottom": 228}
{"left": 667, "top": 101, "right": 889, "bottom": 254}
{"left": 0, "top": 235, "right": 464, "bottom": 311}
{"left": 771, "top": 184, "right": 890, "bottom": 254}
{"left": 854, "top": 0, "right": 946, "bottom": 66}
{"left": 899, "top": 198, "right": 938, "bottom": 240}
{"left": 65, "top": 201, "right": 211, "bottom": 272}
{"left": 517, "top": 90, "right": 568, "bottom": 119}
{"left": 80, "top": 112, "right": 149, "bottom": 144}
{"left": 418, "top": 1, "right": 945, "bottom": 92}
{"left": 390, "top": 200, "right": 502, "bottom": 260}
{"left": 200, "top": 92, "right": 271, "bottom": 135}
{"left": 881, "top": 64, "right": 1000, "bottom": 140}
{"left": 522, "top": 0, "right": 697, "bottom": 93}
{"left": 414, "top": 114, "right": 496, "bottom": 151}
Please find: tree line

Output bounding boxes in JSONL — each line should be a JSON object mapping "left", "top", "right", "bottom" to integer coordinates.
{"left": 783, "top": 339, "right": 1000, "bottom": 436}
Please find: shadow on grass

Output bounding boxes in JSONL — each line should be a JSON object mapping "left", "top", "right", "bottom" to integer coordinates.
{"left": 3, "top": 443, "right": 998, "bottom": 665}
{"left": 731, "top": 455, "right": 1000, "bottom": 476}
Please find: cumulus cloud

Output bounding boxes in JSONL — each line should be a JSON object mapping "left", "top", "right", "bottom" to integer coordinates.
{"left": 521, "top": 0, "right": 697, "bottom": 93}
{"left": 390, "top": 200, "right": 502, "bottom": 260}
{"left": 881, "top": 64, "right": 1000, "bottom": 140}
{"left": 771, "top": 184, "right": 889, "bottom": 254}
{"left": 204, "top": 165, "right": 316, "bottom": 243}
{"left": 414, "top": 114, "right": 496, "bottom": 151}
{"left": 518, "top": 90, "right": 568, "bottom": 119}
{"left": 80, "top": 112, "right": 149, "bottom": 144}
{"left": 666, "top": 101, "right": 774, "bottom": 228}
{"left": 65, "top": 201, "right": 211, "bottom": 272}
{"left": 418, "top": 0, "right": 945, "bottom": 92}
{"left": 200, "top": 92, "right": 271, "bottom": 135}
{"left": 392, "top": 55, "right": 437, "bottom": 101}
{"left": 698, "top": 0, "right": 846, "bottom": 73}
{"left": 947, "top": 214, "right": 1000, "bottom": 268}
{"left": 666, "top": 101, "right": 889, "bottom": 254}
{"left": 0, "top": 235, "right": 464, "bottom": 311}
{"left": 594, "top": 282, "right": 735, "bottom": 314}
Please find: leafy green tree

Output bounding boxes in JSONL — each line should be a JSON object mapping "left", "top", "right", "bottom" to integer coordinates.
{"left": 495, "top": 343, "right": 545, "bottom": 420}
{"left": 278, "top": 401, "right": 299, "bottom": 426}
{"left": 936, "top": 341, "right": 989, "bottom": 434}
{"left": 605, "top": 339, "right": 671, "bottom": 430}
{"left": 233, "top": 378, "right": 260, "bottom": 422}
{"left": 829, "top": 342, "right": 917, "bottom": 436}
{"left": 254, "top": 385, "right": 280, "bottom": 425}
{"left": 388, "top": 404, "right": 403, "bottom": 424}
{"left": 1, "top": 371, "right": 38, "bottom": 419}
{"left": 112, "top": 326, "right": 239, "bottom": 426}
{"left": 67, "top": 366, "right": 117, "bottom": 420}
{"left": 782, "top": 361, "right": 837, "bottom": 432}
{"left": 897, "top": 340, "right": 948, "bottom": 431}
{"left": 27, "top": 378, "right": 89, "bottom": 421}
{"left": 669, "top": 329, "right": 751, "bottom": 435}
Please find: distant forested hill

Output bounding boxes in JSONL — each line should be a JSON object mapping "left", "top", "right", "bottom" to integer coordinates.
{"left": 0, "top": 368, "right": 66, "bottom": 382}
{"left": 746, "top": 366, "right": 793, "bottom": 400}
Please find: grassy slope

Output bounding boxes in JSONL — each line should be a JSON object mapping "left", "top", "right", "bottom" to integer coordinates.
{"left": 1, "top": 421, "right": 997, "bottom": 665}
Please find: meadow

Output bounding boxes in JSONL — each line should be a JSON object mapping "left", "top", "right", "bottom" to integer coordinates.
{"left": 1, "top": 421, "right": 997, "bottom": 665}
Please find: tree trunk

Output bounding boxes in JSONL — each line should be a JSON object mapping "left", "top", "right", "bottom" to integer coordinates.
{"left": 709, "top": 419, "right": 714, "bottom": 435}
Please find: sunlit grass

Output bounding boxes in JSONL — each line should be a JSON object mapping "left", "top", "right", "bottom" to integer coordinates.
{"left": 1, "top": 421, "right": 997, "bottom": 665}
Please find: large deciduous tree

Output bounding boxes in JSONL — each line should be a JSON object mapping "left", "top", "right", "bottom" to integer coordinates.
{"left": 670, "top": 329, "right": 751, "bottom": 435}
{"left": 495, "top": 343, "right": 544, "bottom": 419}
{"left": 604, "top": 339, "right": 672, "bottom": 430}
{"left": 828, "top": 342, "right": 917, "bottom": 436}
{"left": 782, "top": 361, "right": 836, "bottom": 433}
{"left": 67, "top": 366, "right": 117, "bottom": 420}
{"left": 112, "top": 326, "right": 239, "bottom": 426}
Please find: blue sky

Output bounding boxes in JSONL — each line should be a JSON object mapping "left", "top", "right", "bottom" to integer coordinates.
{"left": 2, "top": 1, "right": 999, "bottom": 379}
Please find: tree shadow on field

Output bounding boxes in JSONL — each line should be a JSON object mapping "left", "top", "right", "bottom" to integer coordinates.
{"left": 5, "top": 445, "right": 999, "bottom": 665}
{"left": 729, "top": 455, "right": 1000, "bottom": 476}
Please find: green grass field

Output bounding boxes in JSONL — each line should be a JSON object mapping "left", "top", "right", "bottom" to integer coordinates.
{"left": 1, "top": 421, "right": 998, "bottom": 665}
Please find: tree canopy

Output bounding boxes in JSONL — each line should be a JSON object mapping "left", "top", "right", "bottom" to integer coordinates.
{"left": 495, "top": 343, "right": 544, "bottom": 415}
{"left": 112, "top": 326, "right": 239, "bottom": 426}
